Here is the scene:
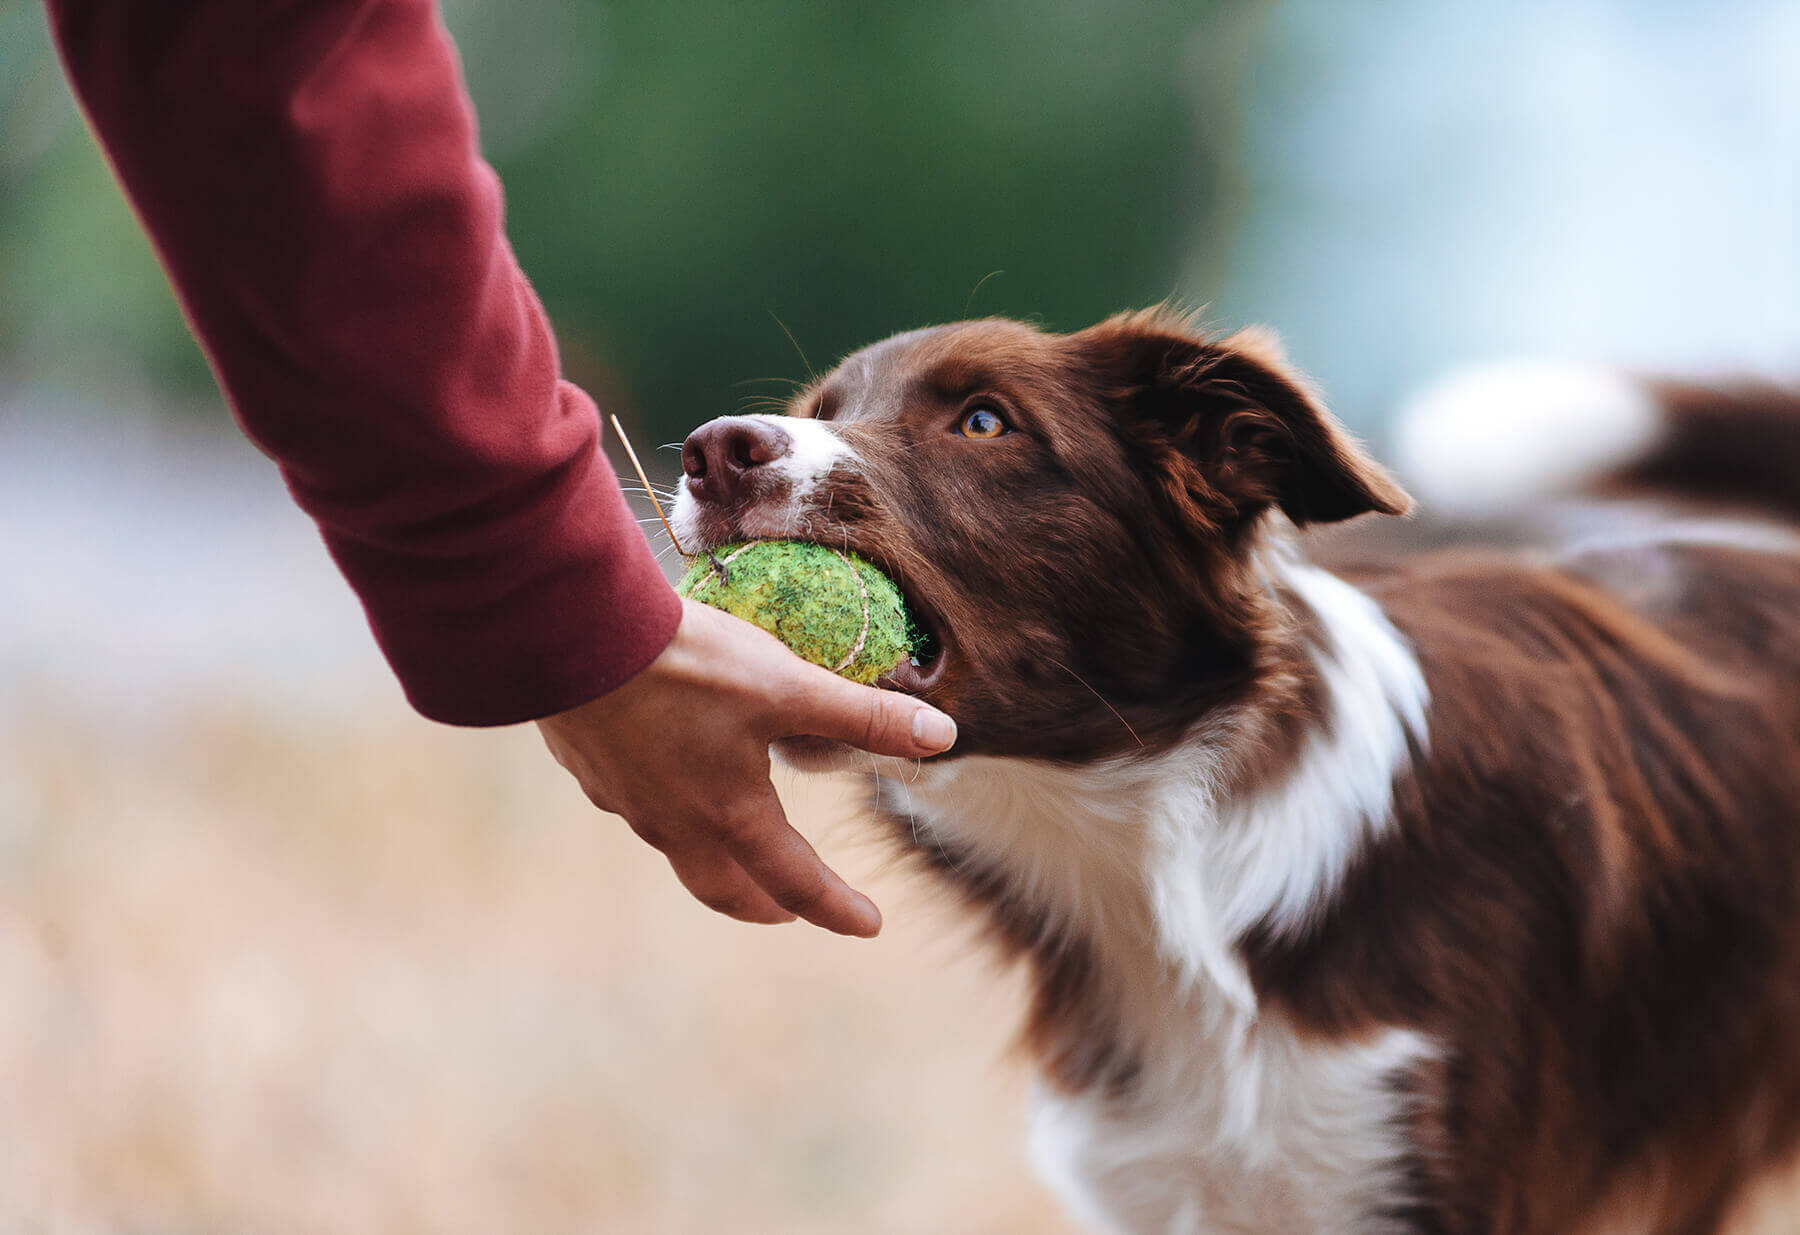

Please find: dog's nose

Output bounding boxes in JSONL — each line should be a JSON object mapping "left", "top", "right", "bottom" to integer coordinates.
{"left": 681, "top": 416, "right": 791, "bottom": 503}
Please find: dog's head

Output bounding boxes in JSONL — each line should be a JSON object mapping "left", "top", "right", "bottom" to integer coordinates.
{"left": 671, "top": 309, "right": 1409, "bottom": 761}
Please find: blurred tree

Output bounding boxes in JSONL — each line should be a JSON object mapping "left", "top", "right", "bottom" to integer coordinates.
{"left": 0, "top": 1, "right": 216, "bottom": 401}
{"left": 1, "top": 0, "right": 1245, "bottom": 440}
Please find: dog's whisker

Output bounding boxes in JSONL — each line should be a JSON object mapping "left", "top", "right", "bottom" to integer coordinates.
{"left": 1046, "top": 657, "right": 1144, "bottom": 749}
{"left": 730, "top": 375, "right": 807, "bottom": 390}
{"left": 767, "top": 311, "right": 816, "bottom": 382}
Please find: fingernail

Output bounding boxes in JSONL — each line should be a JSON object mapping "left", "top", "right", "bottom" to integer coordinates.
{"left": 851, "top": 895, "right": 883, "bottom": 938}
{"left": 911, "top": 706, "right": 957, "bottom": 752}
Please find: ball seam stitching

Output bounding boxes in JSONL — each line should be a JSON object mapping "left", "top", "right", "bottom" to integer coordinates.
{"left": 829, "top": 549, "right": 872, "bottom": 675}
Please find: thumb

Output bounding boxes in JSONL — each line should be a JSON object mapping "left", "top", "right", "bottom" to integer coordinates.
{"left": 779, "top": 663, "right": 958, "bottom": 758}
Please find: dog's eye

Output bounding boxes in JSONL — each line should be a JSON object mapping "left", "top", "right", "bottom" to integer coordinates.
{"left": 958, "top": 406, "right": 1009, "bottom": 439}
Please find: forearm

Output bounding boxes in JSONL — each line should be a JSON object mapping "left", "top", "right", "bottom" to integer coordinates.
{"left": 46, "top": 0, "right": 680, "bottom": 724}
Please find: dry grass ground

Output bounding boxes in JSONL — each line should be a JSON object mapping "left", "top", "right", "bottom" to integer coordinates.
{"left": 0, "top": 691, "right": 1074, "bottom": 1234}
{"left": 10, "top": 705, "right": 1800, "bottom": 1235}
{"left": 4, "top": 694, "right": 1799, "bottom": 1234}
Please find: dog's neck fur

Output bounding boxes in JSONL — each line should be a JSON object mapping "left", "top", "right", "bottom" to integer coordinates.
{"left": 870, "top": 550, "right": 1434, "bottom": 1232}
{"left": 879, "top": 548, "right": 1429, "bottom": 1031}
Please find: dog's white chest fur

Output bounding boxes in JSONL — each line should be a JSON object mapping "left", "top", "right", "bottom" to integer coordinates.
{"left": 871, "top": 562, "right": 1434, "bottom": 1234}
{"left": 1028, "top": 1021, "right": 1429, "bottom": 1235}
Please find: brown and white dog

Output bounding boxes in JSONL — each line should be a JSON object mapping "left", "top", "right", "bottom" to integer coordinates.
{"left": 671, "top": 309, "right": 1800, "bottom": 1235}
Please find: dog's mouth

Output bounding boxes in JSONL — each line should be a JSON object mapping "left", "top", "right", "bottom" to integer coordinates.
{"left": 876, "top": 580, "right": 950, "bottom": 697}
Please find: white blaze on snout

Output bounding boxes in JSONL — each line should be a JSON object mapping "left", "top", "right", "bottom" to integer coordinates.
{"left": 670, "top": 414, "right": 859, "bottom": 547}
{"left": 746, "top": 414, "right": 859, "bottom": 505}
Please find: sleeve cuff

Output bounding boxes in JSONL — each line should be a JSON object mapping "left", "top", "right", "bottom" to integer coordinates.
{"left": 322, "top": 434, "right": 686, "bottom": 727}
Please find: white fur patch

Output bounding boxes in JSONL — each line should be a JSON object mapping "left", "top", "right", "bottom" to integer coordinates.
{"left": 670, "top": 414, "right": 857, "bottom": 546}
{"left": 745, "top": 413, "right": 857, "bottom": 505}
{"left": 871, "top": 561, "right": 1434, "bottom": 1234}
{"left": 873, "top": 753, "right": 1164, "bottom": 996}
{"left": 1148, "top": 558, "right": 1430, "bottom": 1009}
{"left": 1394, "top": 361, "right": 1663, "bottom": 518}
{"left": 1030, "top": 1024, "right": 1433, "bottom": 1235}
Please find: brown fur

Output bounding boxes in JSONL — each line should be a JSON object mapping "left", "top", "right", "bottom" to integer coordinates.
{"left": 1248, "top": 548, "right": 1800, "bottom": 1233}
{"left": 1617, "top": 378, "right": 1800, "bottom": 520}
{"left": 681, "top": 311, "right": 1800, "bottom": 1233}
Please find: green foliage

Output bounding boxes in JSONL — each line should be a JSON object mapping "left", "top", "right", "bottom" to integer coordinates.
{"left": 2, "top": 0, "right": 1236, "bottom": 436}
{"left": 0, "top": 1, "right": 214, "bottom": 397}
{"left": 480, "top": 0, "right": 1226, "bottom": 438}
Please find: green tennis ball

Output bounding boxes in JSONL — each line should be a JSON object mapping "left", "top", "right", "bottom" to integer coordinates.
{"left": 677, "top": 541, "right": 917, "bottom": 684}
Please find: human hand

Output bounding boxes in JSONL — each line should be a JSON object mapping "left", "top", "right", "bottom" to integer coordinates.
{"left": 536, "top": 599, "right": 957, "bottom": 936}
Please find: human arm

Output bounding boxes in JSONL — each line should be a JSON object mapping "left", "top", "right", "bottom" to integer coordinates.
{"left": 45, "top": 0, "right": 676, "bottom": 723}
{"left": 44, "top": 0, "right": 957, "bottom": 933}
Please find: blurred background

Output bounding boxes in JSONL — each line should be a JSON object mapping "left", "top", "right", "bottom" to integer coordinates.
{"left": 1, "top": 0, "right": 1797, "bottom": 1231}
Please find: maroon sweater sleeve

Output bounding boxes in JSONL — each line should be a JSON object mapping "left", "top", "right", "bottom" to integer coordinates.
{"left": 45, "top": 0, "right": 683, "bottom": 726}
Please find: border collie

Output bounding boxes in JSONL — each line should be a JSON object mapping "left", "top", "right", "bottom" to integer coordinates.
{"left": 671, "top": 309, "right": 1800, "bottom": 1235}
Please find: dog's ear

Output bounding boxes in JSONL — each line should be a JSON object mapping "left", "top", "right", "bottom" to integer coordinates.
{"left": 1075, "top": 311, "right": 1412, "bottom": 530}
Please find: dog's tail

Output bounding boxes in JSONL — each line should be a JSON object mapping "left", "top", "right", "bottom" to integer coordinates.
{"left": 1393, "top": 362, "right": 1800, "bottom": 521}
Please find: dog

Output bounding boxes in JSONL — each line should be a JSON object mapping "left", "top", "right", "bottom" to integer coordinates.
{"left": 671, "top": 308, "right": 1800, "bottom": 1234}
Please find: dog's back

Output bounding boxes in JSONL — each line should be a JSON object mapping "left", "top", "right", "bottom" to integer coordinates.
{"left": 1322, "top": 366, "right": 1800, "bottom": 1233}
{"left": 1009, "top": 357, "right": 1800, "bottom": 1234}
{"left": 675, "top": 317, "right": 1800, "bottom": 1234}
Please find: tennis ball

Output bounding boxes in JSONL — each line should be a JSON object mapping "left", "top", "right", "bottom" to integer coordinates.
{"left": 677, "top": 540, "right": 917, "bottom": 684}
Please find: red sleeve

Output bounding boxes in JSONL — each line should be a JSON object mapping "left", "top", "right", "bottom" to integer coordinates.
{"left": 44, "top": 0, "right": 683, "bottom": 726}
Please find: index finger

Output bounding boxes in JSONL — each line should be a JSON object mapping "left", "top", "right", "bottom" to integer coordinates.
{"left": 771, "top": 659, "right": 958, "bottom": 759}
